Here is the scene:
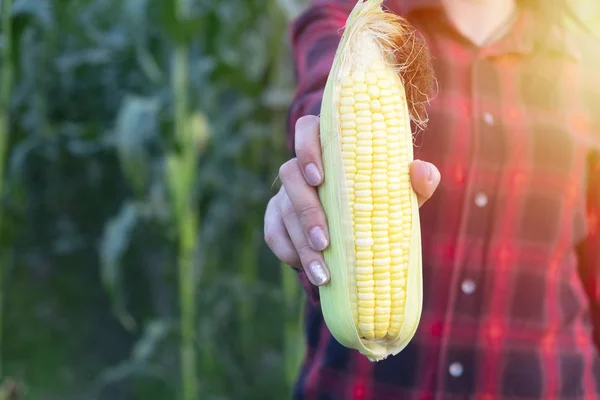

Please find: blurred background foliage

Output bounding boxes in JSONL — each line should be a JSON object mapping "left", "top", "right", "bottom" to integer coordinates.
{"left": 0, "top": 0, "right": 307, "bottom": 398}
{"left": 0, "top": 0, "right": 598, "bottom": 399}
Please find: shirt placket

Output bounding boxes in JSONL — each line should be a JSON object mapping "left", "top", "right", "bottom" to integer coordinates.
{"left": 435, "top": 50, "right": 502, "bottom": 397}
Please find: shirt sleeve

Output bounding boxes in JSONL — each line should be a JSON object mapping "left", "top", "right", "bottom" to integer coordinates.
{"left": 577, "top": 152, "right": 600, "bottom": 346}
{"left": 287, "top": 0, "right": 355, "bottom": 152}
{"left": 575, "top": 42, "right": 600, "bottom": 347}
{"left": 287, "top": 1, "right": 355, "bottom": 304}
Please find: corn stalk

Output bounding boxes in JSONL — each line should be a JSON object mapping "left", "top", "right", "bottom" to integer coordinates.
{"left": 0, "top": 0, "right": 13, "bottom": 380}
{"left": 282, "top": 265, "right": 305, "bottom": 389}
{"left": 265, "top": 0, "right": 306, "bottom": 392}
{"left": 167, "top": 0, "right": 199, "bottom": 398}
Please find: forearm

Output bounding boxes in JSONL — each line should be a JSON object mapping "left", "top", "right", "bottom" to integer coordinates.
{"left": 287, "top": 1, "right": 355, "bottom": 152}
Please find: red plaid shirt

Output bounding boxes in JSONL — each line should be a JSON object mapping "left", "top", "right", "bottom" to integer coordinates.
{"left": 286, "top": 0, "right": 600, "bottom": 399}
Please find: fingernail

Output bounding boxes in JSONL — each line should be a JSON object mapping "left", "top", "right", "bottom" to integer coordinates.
{"left": 426, "top": 162, "right": 434, "bottom": 183}
{"left": 305, "top": 163, "right": 322, "bottom": 186}
{"left": 308, "top": 261, "right": 329, "bottom": 286}
{"left": 310, "top": 227, "right": 328, "bottom": 251}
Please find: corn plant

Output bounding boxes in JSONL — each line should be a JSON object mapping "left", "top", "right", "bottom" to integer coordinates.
{"left": 0, "top": 0, "right": 14, "bottom": 384}
{"left": 166, "top": 0, "right": 200, "bottom": 398}
{"left": 0, "top": 0, "right": 308, "bottom": 399}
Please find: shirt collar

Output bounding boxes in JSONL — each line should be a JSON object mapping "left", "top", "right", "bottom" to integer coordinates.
{"left": 385, "top": 0, "right": 580, "bottom": 61}
{"left": 487, "top": 7, "right": 581, "bottom": 61}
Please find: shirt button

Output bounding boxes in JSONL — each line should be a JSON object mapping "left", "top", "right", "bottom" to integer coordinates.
{"left": 483, "top": 112, "right": 494, "bottom": 125}
{"left": 461, "top": 279, "right": 476, "bottom": 294}
{"left": 474, "top": 192, "right": 488, "bottom": 208}
{"left": 449, "top": 362, "right": 463, "bottom": 377}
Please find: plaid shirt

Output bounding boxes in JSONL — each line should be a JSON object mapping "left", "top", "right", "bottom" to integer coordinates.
{"left": 286, "top": 0, "right": 600, "bottom": 399}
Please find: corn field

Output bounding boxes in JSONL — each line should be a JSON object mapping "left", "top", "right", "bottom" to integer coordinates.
{"left": 0, "top": 0, "right": 307, "bottom": 398}
{"left": 2, "top": 0, "right": 600, "bottom": 399}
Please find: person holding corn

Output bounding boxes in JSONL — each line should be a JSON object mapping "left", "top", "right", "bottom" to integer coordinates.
{"left": 264, "top": 0, "right": 600, "bottom": 398}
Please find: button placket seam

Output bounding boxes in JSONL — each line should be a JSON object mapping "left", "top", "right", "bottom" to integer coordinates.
{"left": 435, "top": 55, "right": 486, "bottom": 395}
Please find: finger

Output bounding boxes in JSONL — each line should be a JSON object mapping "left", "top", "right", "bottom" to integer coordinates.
{"left": 294, "top": 115, "right": 323, "bottom": 187}
{"left": 410, "top": 160, "right": 441, "bottom": 207}
{"left": 279, "top": 190, "right": 330, "bottom": 286}
{"left": 279, "top": 158, "right": 329, "bottom": 252}
{"left": 264, "top": 191, "right": 301, "bottom": 268}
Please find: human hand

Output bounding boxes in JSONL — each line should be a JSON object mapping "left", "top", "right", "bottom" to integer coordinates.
{"left": 264, "top": 115, "right": 441, "bottom": 286}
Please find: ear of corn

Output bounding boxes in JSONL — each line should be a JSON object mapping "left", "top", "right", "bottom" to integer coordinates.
{"left": 317, "top": 0, "right": 434, "bottom": 362}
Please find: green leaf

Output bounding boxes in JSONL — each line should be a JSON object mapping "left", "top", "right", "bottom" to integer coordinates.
{"left": 275, "top": 0, "right": 305, "bottom": 20}
{"left": 132, "top": 319, "right": 173, "bottom": 363}
{"left": 99, "top": 201, "right": 140, "bottom": 332}
{"left": 55, "top": 48, "right": 113, "bottom": 71}
{"left": 165, "top": 154, "right": 185, "bottom": 226}
{"left": 121, "top": 0, "right": 163, "bottom": 83}
{"left": 282, "top": 265, "right": 305, "bottom": 390}
{"left": 114, "top": 94, "right": 160, "bottom": 196}
{"left": 12, "top": 0, "right": 54, "bottom": 29}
